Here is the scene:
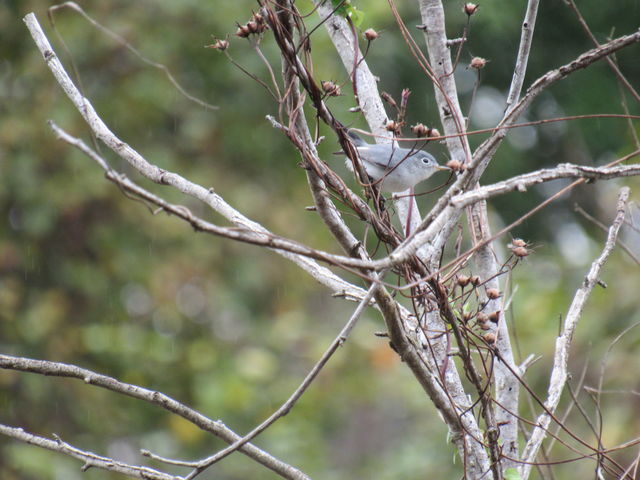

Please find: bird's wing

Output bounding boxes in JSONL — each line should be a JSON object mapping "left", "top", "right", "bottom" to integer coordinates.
{"left": 359, "top": 145, "right": 405, "bottom": 170}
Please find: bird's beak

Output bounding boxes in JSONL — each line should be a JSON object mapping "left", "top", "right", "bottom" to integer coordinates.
{"left": 436, "top": 165, "right": 451, "bottom": 171}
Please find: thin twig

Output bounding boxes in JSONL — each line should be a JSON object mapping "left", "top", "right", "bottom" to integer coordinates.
{"left": 0, "top": 424, "right": 180, "bottom": 480}
{"left": 505, "top": 0, "right": 540, "bottom": 112}
{"left": 23, "top": 11, "right": 371, "bottom": 299}
{"left": 574, "top": 203, "right": 640, "bottom": 265}
{"left": 186, "top": 282, "right": 380, "bottom": 478}
{"left": 0, "top": 354, "right": 310, "bottom": 480}
{"left": 363, "top": 150, "right": 640, "bottom": 273}
{"left": 472, "top": 28, "right": 640, "bottom": 181}
{"left": 520, "top": 187, "right": 631, "bottom": 479}
{"left": 594, "top": 320, "right": 640, "bottom": 433}
{"left": 564, "top": 0, "right": 640, "bottom": 103}
{"left": 46, "top": 121, "right": 382, "bottom": 274}
{"left": 314, "top": 0, "right": 423, "bottom": 235}
{"left": 49, "top": 2, "right": 218, "bottom": 110}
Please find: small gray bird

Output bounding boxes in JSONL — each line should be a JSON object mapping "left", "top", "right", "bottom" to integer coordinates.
{"left": 340, "top": 131, "right": 448, "bottom": 193}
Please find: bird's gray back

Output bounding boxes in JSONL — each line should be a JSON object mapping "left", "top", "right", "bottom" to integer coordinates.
{"left": 357, "top": 144, "right": 416, "bottom": 169}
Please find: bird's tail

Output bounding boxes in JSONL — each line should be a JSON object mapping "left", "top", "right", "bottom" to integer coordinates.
{"left": 333, "top": 129, "right": 366, "bottom": 155}
{"left": 346, "top": 129, "right": 366, "bottom": 146}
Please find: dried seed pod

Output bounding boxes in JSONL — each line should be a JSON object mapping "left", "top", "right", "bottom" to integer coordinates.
{"left": 249, "top": 12, "right": 268, "bottom": 33}
{"left": 457, "top": 274, "right": 471, "bottom": 287}
{"left": 381, "top": 92, "right": 398, "bottom": 109}
{"left": 512, "top": 246, "right": 530, "bottom": 258}
{"left": 411, "top": 123, "right": 429, "bottom": 137}
{"left": 511, "top": 238, "right": 527, "bottom": 248}
{"left": 470, "top": 275, "right": 481, "bottom": 286}
{"left": 463, "top": 3, "right": 479, "bottom": 16}
{"left": 488, "top": 311, "right": 500, "bottom": 323}
{"left": 363, "top": 28, "right": 379, "bottom": 41}
{"left": 427, "top": 127, "right": 441, "bottom": 138}
{"left": 470, "top": 57, "right": 487, "bottom": 70}
{"left": 207, "top": 38, "right": 229, "bottom": 51}
{"left": 477, "top": 313, "right": 489, "bottom": 324}
{"left": 321, "top": 81, "right": 341, "bottom": 96}
{"left": 483, "top": 332, "right": 496, "bottom": 344}
{"left": 385, "top": 120, "right": 400, "bottom": 133}
{"left": 236, "top": 24, "right": 252, "bottom": 38}
{"left": 463, "top": 311, "right": 473, "bottom": 323}
{"left": 479, "top": 322, "right": 491, "bottom": 331}
{"left": 486, "top": 288, "right": 500, "bottom": 300}
{"left": 446, "top": 159, "right": 465, "bottom": 172}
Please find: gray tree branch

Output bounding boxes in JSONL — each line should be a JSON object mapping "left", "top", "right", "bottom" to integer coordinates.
{"left": 0, "top": 354, "right": 310, "bottom": 480}
{"left": 520, "top": 187, "right": 631, "bottom": 479}
{"left": 0, "top": 424, "right": 180, "bottom": 480}
{"left": 23, "top": 12, "right": 371, "bottom": 303}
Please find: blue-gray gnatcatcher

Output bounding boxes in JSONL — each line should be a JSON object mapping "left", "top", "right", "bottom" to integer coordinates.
{"left": 340, "top": 131, "right": 448, "bottom": 193}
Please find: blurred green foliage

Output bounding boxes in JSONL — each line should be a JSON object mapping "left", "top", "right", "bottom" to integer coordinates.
{"left": 1, "top": 1, "right": 639, "bottom": 479}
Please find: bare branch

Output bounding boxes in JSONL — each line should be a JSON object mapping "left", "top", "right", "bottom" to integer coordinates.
{"left": 505, "top": 0, "right": 541, "bottom": 111}
{"left": 0, "top": 424, "right": 180, "bottom": 480}
{"left": 314, "top": 2, "right": 388, "bottom": 137}
{"left": 17, "top": 5, "right": 640, "bottom": 480}
{"left": 187, "top": 281, "right": 380, "bottom": 478}
{"left": 46, "top": 120, "right": 382, "bottom": 273}
{"left": 462, "top": 3, "right": 541, "bottom": 460}
{"left": 574, "top": 203, "right": 640, "bottom": 266}
{"left": 520, "top": 187, "right": 631, "bottom": 479}
{"left": 472, "top": 28, "right": 640, "bottom": 179}
{"left": 452, "top": 162, "right": 640, "bottom": 209}
{"left": 23, "top": 12, "right": 373, "bottom": 301}
{"left": 418, "top": 0, "right": 471, "bottom": 165}
{"left": 370, "top": 25, "right": 640, "bottom": 270}
{"left": 266, "top": 14, "right": 478, "bottom": 467}
{"left": 295, "top": 10, "right": 491, "bottom": 466}
{"left": 564, "top": 0, "right": 640, "bottom": 103}
{"left": 468, "top": 201, "right": 520, "bottom": 472}
{"left": 463, "top": 0, "right": 545, "bottom": 446}
{"left": 289, "top": 9, "right": 480, "bottom": 465}
{"left": 417, "top": 2, "right": 494, "bottom": 477}
{"left": 0, "top": 354, "right": 310, "bottom": 480}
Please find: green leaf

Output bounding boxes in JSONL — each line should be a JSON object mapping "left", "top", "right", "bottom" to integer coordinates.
{"left": 331, "top": 0, "right": 352, "bottom": 17}
{"left": 505, "top": 468, "right": 523, "bottom": 480}
{"left": 348, "top": 8, "right": 365, "bottom": 28}
{"left": 331, "top": 0, "right": 365, "bottom": 27}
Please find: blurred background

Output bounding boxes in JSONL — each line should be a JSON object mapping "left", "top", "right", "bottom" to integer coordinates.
{"left": 1, "top": 1, "right": 639, "bottom": 479}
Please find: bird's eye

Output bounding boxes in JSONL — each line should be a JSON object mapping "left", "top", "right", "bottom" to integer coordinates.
{"left": 422, "top": 158, "right": 429, "bottom": 164}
